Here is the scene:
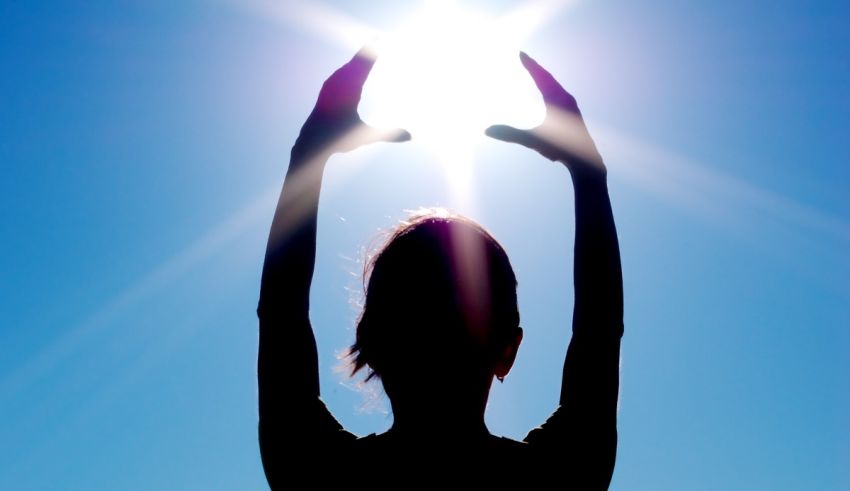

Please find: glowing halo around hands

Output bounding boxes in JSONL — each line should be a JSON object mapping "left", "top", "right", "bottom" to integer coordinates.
{"left": 359, "top": 0, "right": 544, "bottom": 170}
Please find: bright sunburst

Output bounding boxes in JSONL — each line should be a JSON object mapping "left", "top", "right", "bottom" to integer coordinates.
{"left": 361, "top": 0, "right": 544, "bottom": 189}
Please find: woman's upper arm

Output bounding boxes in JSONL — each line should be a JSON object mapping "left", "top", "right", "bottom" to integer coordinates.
{"left": 257, "top": 314, "right": 356, "bottom": 486}
{"left": 524, "top": 330, "right": 621, "bottom": 489}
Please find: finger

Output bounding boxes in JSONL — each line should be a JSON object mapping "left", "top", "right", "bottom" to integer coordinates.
{"left": 320, "top": 46, "right": 379, "bottom": 111}
{"left": 340, "top": 45, "right": 379, "bottom": 90}
{"left": 519, "top": 52, "right": 572, "bottom": 107}
{"left": 318, "top": 48, "right": 378, "bottom": 112}
{"left": 485, "top": 124, "right": 536, "bottom": 148}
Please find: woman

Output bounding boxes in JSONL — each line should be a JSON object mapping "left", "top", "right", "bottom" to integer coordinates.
{"left": 257, "top": 49, "right": 623, "bottom": 489}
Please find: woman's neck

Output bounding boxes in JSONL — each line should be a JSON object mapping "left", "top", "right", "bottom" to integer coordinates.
{"left": 388, "top": 404, "right": 491, "bottom": 439}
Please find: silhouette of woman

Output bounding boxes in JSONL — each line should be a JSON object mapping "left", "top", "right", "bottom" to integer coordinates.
{"left": 257, "top": 49, "right": 623, "bottom": 489}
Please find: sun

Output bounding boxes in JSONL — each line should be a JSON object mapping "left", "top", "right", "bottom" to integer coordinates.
{"left": 360, "top": 0, "right": 543, "bottom": 185}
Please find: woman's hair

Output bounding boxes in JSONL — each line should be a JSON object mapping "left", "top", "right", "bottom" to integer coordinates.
{"left": 349, "top": 210, "right": 519, "bottom": 382}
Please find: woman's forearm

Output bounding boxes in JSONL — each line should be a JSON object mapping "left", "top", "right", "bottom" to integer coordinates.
{"left": 567, "top": 167, "right": 623, "bottom": 339}
{"left": 258, "top": 143, "right": 328, "bottom": 320}
{"left": 258, "top": 142, "right": 329, "bottom": 412}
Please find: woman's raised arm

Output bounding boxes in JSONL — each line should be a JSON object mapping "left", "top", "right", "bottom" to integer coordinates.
{"left": 257, "top": 48, "right": 409, "bottom": 488}
{"left": 487, "top": 52, "right": 623, "bottom": 489}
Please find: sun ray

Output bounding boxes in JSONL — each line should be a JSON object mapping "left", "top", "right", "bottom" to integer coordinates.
{"left": 0, "top": 116, "right": 418, "bottom": 403}
{"left": 495, "top": 0, "right": 583, "bottom": 43}
{"left": 0, "top": 189, "right": 278, "bottom": 398}
{"left": 592, "top": 121, "right": 850, "bottom": 294}
{"left": 232, "top": 0, "right": 379, "bottom": 51}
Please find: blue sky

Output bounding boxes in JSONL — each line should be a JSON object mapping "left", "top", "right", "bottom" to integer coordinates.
{"left": 1, "top": 0, "right": 848, "bottom": 489}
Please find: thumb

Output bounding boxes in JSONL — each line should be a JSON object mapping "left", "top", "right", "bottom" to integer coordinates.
{"left": 485, "top": 124, "right": 537, "bottom": 148}
{"left": 340, "top": 124, "right": 411, "bottom": 151}
{"left": 376, "top": 127, "right": 412, "bottom": 143}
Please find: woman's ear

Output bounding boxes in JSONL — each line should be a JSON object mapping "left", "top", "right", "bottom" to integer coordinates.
{"left": 494, "top": 327, "right": 523, "bottom": 379}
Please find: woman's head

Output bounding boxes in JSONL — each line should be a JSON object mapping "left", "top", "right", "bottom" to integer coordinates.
{"left": 350, "top": 210, "right": 522, "bottom": 404}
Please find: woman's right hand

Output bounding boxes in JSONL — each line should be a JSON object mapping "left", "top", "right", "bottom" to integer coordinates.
{"left": 296, "top": 47, "right": 411, "bottom": 157}
{"left": 485, "top": 52, "right": 605, "bottom": 178}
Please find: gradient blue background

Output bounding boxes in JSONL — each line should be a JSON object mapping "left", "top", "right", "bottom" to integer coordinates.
{"left": 1, "top": 1, "right": 848, "bottom": 489}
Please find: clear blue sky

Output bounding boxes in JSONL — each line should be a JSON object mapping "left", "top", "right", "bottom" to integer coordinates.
{"left": 1, "top": 1, "right": 848, "bottom": 489}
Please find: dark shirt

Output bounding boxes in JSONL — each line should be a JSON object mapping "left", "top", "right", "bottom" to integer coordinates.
{"left": 258, "top": 331, "right": 621, "bottom": 489}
